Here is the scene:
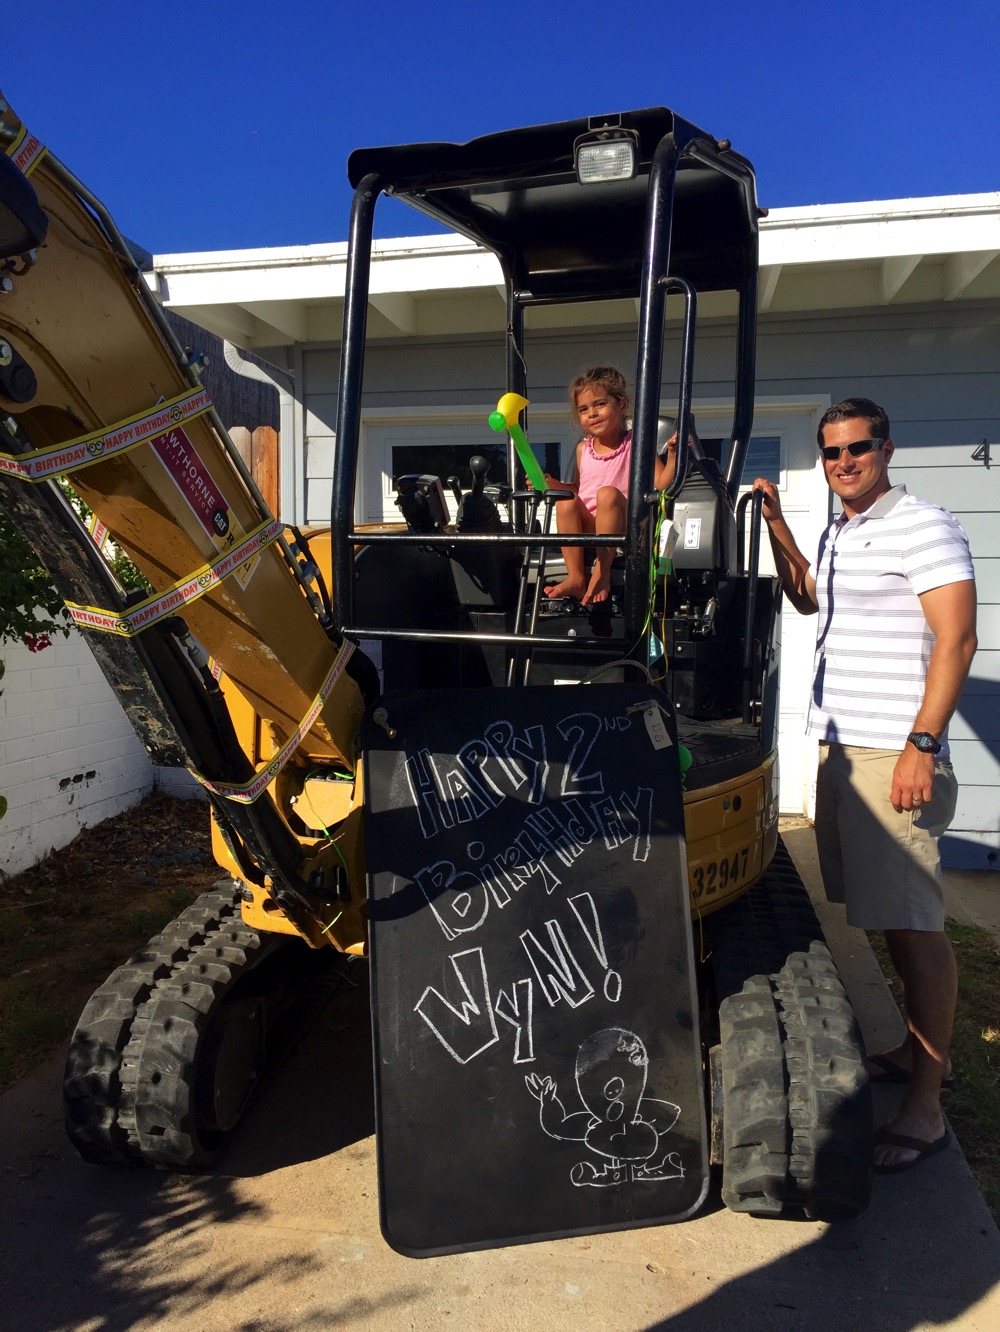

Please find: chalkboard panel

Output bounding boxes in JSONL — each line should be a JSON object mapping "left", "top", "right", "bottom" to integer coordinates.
{"left": 362, "top": 684, "right": 708, "bottom": 1256}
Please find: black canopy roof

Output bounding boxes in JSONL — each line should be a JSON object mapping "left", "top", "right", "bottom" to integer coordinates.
{"left": 347, "top": 108, "right": 760, "bottom": 303}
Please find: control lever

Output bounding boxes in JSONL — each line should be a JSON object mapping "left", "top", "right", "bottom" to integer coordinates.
{"left": 469, "top": 454, "right": 489, "bottom": 495}
{"left": 445, "top": 475, "right": 463, "bottom": 508}
{"left": 457, "top": 454, "right": 503, "bottom": 533}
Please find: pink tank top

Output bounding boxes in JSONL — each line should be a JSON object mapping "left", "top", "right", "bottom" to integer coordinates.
{"left": 576, "top": 432, "right": 632, "bottom": 515}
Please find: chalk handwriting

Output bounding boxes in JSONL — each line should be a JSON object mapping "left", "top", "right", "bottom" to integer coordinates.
{"left": 416, "top": 893, "right": 622, "bottom": 1066}
{"left": 406, "top": 715, "right": 632, "bottom": 842}
{"left": 484, "top": 720, "right": 548, "bottom": 803}
{"left": 415, "top": 789, "right": 653, "bottom": 942}
{"left": 520, "top": 891, "right": 621, "bottom": 1011}
{"left": 523, "top": 803, "right": 592, "bottom": 867}
{"left": 495, "top": 979, "right": 535, "bottom": 1064}
{"left": 414, "top": 948, "right": 499, "bottom": 1064}
{"left": 621, "top": 787, "right": 654, "bottom": 862}
{"left": 557, "top": 712, "right": 605, "bottom": 798}
{"left": 413, "top": 860, "right": 489, "bottom": 942}
{"left": 521, "top": 919, "right": 595, "bottom": 1009}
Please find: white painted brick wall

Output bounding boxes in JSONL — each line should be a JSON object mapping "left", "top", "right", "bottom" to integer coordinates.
{"left": 0, "top": 628, "right": 155, "bottom": 877}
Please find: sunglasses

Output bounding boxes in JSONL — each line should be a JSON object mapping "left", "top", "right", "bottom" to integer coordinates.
{"left": 819, "top": 438, "right": 885, "bottom": 462}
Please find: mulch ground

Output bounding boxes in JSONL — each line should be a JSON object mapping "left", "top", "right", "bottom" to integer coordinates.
{"left": 0, "top": 792, "right": 221, "bottom": 1090}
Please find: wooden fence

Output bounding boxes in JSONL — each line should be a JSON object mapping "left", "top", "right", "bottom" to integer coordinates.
{"left": 229, "top": 426, "right": 280, "bottom": 517}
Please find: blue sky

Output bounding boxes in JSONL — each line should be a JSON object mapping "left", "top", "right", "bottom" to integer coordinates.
{"left": 9, "top": 0, "right": 1000, "bottom": 254}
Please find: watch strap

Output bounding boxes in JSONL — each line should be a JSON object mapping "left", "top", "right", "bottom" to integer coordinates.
{"left": 907, "top": 731, "right": 942, "bottom": 754}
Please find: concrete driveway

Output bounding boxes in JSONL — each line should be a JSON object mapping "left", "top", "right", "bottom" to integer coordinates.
{"left": 1, "top": 827, "right": 998, "bottom": 1331}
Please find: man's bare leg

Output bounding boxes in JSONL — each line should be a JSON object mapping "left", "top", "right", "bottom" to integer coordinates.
{"left": 545, "top": 498, "right": 593, "bottom": 600}
{"left": 874, "top": 927, "right": 957, "bottom": 1168}
{"left": 869, "top": 1028, "right": 953, "bottom": 1081}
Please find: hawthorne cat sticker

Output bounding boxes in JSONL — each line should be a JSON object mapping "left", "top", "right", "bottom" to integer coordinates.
{"left": 148, "top": 424, "right": 261, "bottom": 589}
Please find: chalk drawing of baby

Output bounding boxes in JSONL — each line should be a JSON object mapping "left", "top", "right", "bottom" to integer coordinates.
{"left": 525, "top": 1027, "right": 684, "bottom": 1186}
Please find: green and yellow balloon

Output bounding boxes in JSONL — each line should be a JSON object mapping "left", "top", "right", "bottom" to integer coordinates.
{"left": 488, "top": 393, "right": 548, "bottom": 492}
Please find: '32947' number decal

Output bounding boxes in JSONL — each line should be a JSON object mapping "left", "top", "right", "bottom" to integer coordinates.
{"left": 691, "top": 846, "right": 750, "bottom": 899}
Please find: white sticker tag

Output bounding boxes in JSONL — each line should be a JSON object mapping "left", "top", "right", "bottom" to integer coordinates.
{"left": 659, "top": 520, "right": 679, "bottom": 560}
{"left": 643, "top": 705, "right": 672, "bottom": 750}
{"left": 684, "top": 517, "right": 702, "bottom": 550}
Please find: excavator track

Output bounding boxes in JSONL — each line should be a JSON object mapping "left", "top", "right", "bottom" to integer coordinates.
{"left": 64, "top": 882, "right": 293, "bottom": 1168}
{"left": 778, "top": 946, "right": 872, "bottom": 1219}
{"left": 706, "top": 841, "right": 873, "bottom": 1221}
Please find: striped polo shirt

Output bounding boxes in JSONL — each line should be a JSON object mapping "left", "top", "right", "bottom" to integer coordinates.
{"left": 805, "top": 485, "right": 974, "bottom": 754}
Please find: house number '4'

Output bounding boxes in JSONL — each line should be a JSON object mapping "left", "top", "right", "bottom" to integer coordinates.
{"left": 971, "top": 439, "right": 992, "bottom": 469}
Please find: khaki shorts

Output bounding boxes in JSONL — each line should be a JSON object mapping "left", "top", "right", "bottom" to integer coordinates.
{"left": 814, "top": 744, "right": 958, "bottom": 932}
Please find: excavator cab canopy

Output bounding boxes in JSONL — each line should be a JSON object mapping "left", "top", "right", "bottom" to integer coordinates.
{"left": 347, "top": 107, "right": 759, "bottom": 303}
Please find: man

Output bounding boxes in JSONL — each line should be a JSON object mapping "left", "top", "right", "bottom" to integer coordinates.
{"left": 754, "top": 398, "right": 977, "bottom": 1174}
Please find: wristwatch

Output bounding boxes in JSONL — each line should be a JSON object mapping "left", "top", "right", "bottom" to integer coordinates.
{"left": 907, "top": 731, "right": 942, "bottom": 754}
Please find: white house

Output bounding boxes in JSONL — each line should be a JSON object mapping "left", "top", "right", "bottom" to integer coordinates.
{"left": 150, "top": 193, "right": 1000, "bottom": 869}
{"left": 2, "top": 194, "right": 997, "bottom": 874}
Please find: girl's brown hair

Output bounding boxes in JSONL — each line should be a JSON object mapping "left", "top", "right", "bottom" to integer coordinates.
{"left": 567, "top": 365, "right": 629, "bottom": 422}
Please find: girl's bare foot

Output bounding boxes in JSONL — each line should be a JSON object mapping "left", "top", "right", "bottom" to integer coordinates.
{"left": 581, "top": 567, "right": 612, "bottom": 606}
{"left": 545, "top": 575, "right": 588, "bottom": 600}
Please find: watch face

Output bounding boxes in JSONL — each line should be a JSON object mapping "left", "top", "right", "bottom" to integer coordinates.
{"left": 909, "top": 732, "right": 939, "bottom": 753}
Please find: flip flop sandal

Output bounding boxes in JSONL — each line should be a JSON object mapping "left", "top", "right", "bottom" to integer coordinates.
{"left": 873, "top": 1126, "right": 950, "bottom": 1174}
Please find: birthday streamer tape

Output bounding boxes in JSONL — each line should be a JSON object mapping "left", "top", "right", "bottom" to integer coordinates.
{"left": 63, "top": 517, "right": 283, "bottom": 637}
{"left": 0, "top": 387, "right": 213, "bottom": 483}
{"left": 192, "top": 641, "right": 355, "bottom": 805}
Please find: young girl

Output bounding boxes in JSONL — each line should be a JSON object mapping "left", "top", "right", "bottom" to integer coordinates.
{"left": 542, "top": 366, "right": 677, "bottom": 605}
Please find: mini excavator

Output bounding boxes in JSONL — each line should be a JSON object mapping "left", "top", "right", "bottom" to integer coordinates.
{"left": 0, "top": 99, "right": 871, "bottom": 1253}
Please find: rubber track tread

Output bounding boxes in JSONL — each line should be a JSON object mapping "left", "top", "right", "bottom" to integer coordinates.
{"left": 64, "top": 882, "right": 242, "bottom": 1164}
{"left": 712, "top": 840, "right": 872, "bottom": 1219}
{"left": 776, "top": 945, "right": 873, "bottom": 1220}
{"left": 719, "top": 943, "right": 872, "bottom": 1219}
{"left": 117, "top": 918, "right": 280, "bottom": 1167}
{"left": 719, "top": 977, "right": 788, "bottom": 1215}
